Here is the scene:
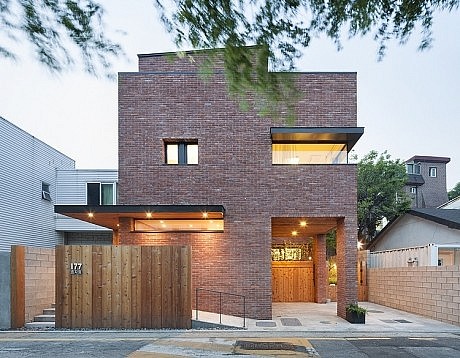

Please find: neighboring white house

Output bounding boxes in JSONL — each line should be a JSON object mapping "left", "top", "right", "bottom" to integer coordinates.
{"left": 0, "top": 116, "right": 117, "bottom": 251}
{"left": 0, "top": 116, "right": 75, "bottom": 252}
{"left": 439, "top": 196, "right": 460, "bottom": 209}
{"left": 55, "top": 169, "right": 117, "bottom": 245}
{"left": 368, "top": 208, "right": 460, "bottom": 266}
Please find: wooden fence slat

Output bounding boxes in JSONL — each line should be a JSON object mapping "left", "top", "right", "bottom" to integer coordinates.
{"left": 121, "top": 245, "right": 131, "bottom": 328}
{"left": 82, "top": 245, "right": 92, "bottom": 327}
{"left": 101, "top": 245, "right": 112, "bottom": 328}
{"left": 111, "top": 245, "right": 122, "bottom": 327}
{"left": 180, "top": 246, "right": 192, "bottom": 328}
{"left": 141, "top": 246, "right": 152, "bottom": 328}
{"left": 10, "top": 246, "right": 25, "bottom": 329}
{"left": 152, "top": 246, "right": 162, "bottom": 328}
{"left": 131, "top": 246, "right": 142, "bottom": 328}
{"left": 55, "top": 245, "right": 64, "bottom": 328}
{"left": 92, "top": 246, "right": 103, "bottom": 328}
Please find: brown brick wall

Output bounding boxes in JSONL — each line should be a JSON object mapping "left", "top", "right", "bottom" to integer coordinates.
{"left": 118, "top": 52, "right": 358, "bottom": 319}
{"left": 24, "top": 247, "right": 55, "bottom": 323}
{"left": 368, "top": 266, "right": 460, "bottom": 327}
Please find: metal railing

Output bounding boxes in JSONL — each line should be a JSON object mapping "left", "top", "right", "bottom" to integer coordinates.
{"left": 195, "top": 288, "right": 246, "bottom": 328}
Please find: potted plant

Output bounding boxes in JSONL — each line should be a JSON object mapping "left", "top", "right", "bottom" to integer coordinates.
{"left": 346, "top": 302, "right": 367, "bottom": 324}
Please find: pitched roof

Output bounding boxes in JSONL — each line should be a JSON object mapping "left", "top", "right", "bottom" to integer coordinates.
{"left": 405, "top": 155, "right": 450, "bottom": 164}
{"left": 368, "top": 208, "right": 460, "bottom": 250}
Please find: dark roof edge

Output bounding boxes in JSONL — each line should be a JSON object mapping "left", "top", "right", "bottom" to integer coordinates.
{"left": 409, "top": 209, "right": 460, "bottom": 230}
{"left": 55, "top": 204, "right": 225, "bottom": 214}
{"left": 406, "top": 155, "right": 451, "bottom": 164}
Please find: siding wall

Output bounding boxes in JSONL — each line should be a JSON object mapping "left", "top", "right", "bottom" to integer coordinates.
{"left": 0, "top": 117, "right": 75, "bottom": 252}
{"left": 118, "top": 51, "right": 359, "bottom": 319}
{"left": 55, "top": 169, "right": 118, "bottom": 232}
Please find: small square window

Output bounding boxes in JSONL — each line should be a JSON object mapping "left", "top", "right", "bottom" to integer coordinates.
{"left": 42, "top": 182, "right": 51, "bottom": 201}
{"left": 410, "top": 187, "right": 417, "bottom": 194}
{"left": 165, "top": 141, "right": 198, "bottom": 165}
{"left": 429, "top": 167, "right": 437, "bottom": 177}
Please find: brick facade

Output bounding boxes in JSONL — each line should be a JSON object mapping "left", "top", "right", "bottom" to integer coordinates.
{"left": 117, "top": 49, "right": 359, "bottom": 319}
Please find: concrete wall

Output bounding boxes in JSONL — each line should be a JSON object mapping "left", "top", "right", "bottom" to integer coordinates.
{"left": 368, "top": 266, "right": 460, "bottom": 327}
{"left": 24, "top": 247, "right": 55, "bottom": 324}
{"left": 0, "top": 252, "right": 10, "bottom": 329}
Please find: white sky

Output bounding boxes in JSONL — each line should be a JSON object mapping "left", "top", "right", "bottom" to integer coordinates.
{"left": 0, "top": 1, "right": 459, "bottom": 189}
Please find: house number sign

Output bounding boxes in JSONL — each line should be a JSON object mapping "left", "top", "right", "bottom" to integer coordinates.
{"left": 70, "top": 262, "right": 83, "bottom": 275}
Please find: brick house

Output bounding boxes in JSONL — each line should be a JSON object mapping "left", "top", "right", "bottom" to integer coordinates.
{"left": 405, "top": 155, "right": 450, "bottom": 208}
{"left": 56, "top": 48, "right": 364, "bottom": 320}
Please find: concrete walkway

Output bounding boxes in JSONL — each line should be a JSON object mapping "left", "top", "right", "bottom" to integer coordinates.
{"left": 195, "top": 302, "right": 460, "bottom": 333}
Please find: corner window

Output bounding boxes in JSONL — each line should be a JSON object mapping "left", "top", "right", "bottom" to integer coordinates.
{"left": 272, "top": 143, "right": 347, "bottom": 164}
{"left": 42, "top": 182, "right": 51, "bottom": 201}
{"left": 165, "top": 141, "right": 198, "bottom": 165}
{"left": 406, "top": 163, "right": 421, "bottom": 175}
{"left": 429, "top": 167, "right": 437, "bottom": 177}
{"left": 87, "top": 183, "right": 116, "bottom": 205}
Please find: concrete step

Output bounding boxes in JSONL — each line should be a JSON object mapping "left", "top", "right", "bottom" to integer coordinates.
{"left": 34, "top": 314, "right": 55, "bottom": 322}
{"left": 43, "top": 308, "right": 55, "bottom": 315}
{"left": 25, "top": 321, "right": 55, "bottom": 329}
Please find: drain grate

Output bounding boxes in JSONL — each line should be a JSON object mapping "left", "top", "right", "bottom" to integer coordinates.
{"left": 381, "top": 319, "right": 397, "bottom": 323}
{"left": 280, "top": 318, "right": 302, "bottom": 326}
{"left": 367, "top": 310, "right": 384, "bottom": 313}
{"left": 395, "top": 319, "right": 412, "bottom": 323}
{"left": 236, "top": 340, "right": 307, "bottom": 352}
{"left": 256, "top": 321, "right": 277, "bottom": 327}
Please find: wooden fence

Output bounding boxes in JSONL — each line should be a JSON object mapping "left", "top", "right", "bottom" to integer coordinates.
{"left": 55, "top": 245, "right": 191, "bottom": 329}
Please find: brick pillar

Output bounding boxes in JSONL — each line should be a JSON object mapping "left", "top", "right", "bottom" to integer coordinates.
{"left": 313, "top": 234, "right": 327, "bottom": 303}
{"left": 336, "top": 217, "right": 358, "bottom": 318}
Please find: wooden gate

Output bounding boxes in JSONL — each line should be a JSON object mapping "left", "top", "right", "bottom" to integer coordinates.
{"left": 272, "top": 261, "right": 314, "bottom": 302}
{"left": 55, "top": 245, "right": 191, "bottom": 329}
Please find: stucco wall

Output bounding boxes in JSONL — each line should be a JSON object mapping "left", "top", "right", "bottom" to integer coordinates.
{"left": 372, "top": 215, "right": 460, "bottom": 251}
{"left": 368, "top": 266, "right": 460, "bottom": 327}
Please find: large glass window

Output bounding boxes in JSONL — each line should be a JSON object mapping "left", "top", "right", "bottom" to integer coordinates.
{"left": 165, "top": 141, "right": 198, "bottom": 165}
{"left": 272, "top": 143, "right": 347, "bottom": 164}
{"left": 134, "top": 219, "right": 223, "bottom": 232}
{"left": 87, "top": 183, "right": 116, "bottom": 205}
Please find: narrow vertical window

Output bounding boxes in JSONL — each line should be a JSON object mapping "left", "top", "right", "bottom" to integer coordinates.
{"left": 429, "top": 167, "right": 437, "bottom": 177}
{"left": 42, "top": 182, "right": 51, "bottom": 201}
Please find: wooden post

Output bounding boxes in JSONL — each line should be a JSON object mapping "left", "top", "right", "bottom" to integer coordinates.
{"left": 10, "top": 246, "right": 25, "bottom": 329}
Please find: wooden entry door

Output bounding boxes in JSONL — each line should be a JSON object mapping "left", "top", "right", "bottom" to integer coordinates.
{"left": 272, "top": 261, "right": 314, "bottom": 302}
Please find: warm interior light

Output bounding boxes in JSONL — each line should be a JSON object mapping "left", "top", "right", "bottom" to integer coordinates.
{"left": 291, "top": 230, "right": 298, "bottom": 236}
{"left": 299, "top": 221, "right": 307, "bottom": 227}
{"left": 88, "top": 212, "right": 94, "bottom": 218}
{"left": 146, "top": 212, "right": 152, "bottom": 218}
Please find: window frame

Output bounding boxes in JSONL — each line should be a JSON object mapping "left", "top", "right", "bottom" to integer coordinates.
{"left": 271, "top": 141, "right": 348, "bottom": 165}
{"left": 165, "top": 140, "right": 198, "bottom": 165}
{"left": 86, "top": 182, "right": 116, "bottom": 206}
{"left": 410, "top": 187, "right": 417, "bottom": 194}
{"left": 429, "top": 167, "right": 437, "bottom": 177}
{"left": 41, "top": 182, "right": 51, "bottom": 201}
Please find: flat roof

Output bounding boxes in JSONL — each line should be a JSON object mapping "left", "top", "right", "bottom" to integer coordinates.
{"left": 55, "top": 204, "right": 225, "bottom": 230}
{"left": 270, "top": 127, "right": 364, "bottom": 150}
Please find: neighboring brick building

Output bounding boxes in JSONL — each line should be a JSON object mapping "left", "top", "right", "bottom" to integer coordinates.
{"left": 405, "top": 155, "right": 450, "bottom": 208}
{"left": 57, "top": 48, "right": 364, "bottom": 320}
